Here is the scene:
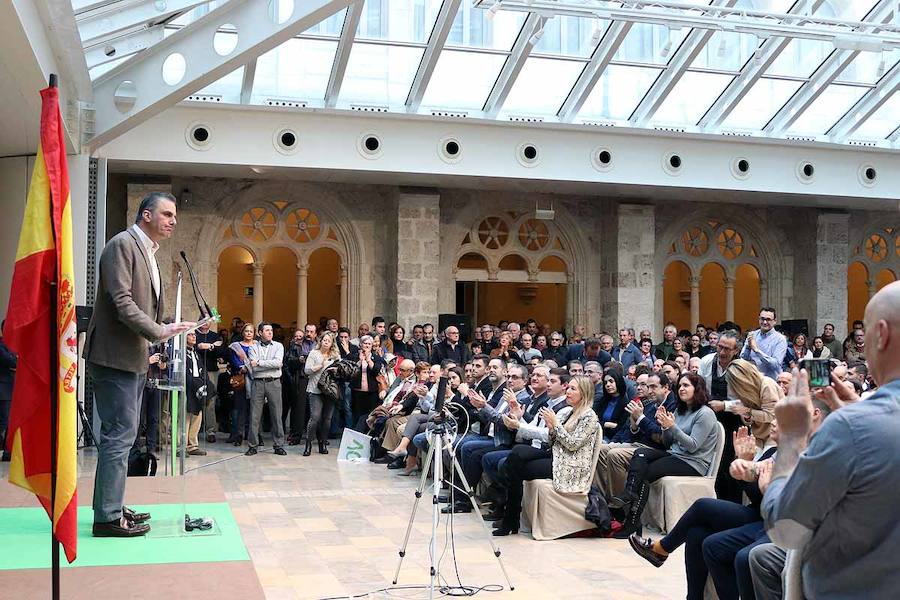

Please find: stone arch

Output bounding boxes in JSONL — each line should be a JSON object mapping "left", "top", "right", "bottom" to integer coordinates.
{"left": 196, "top": 181, "right": 367, "bottom": 326}
{"left": 442, "top": 202, "right": 589, "bottom": 331}
{"left": 656, "top": 210, "right": 789, "bottom": 332}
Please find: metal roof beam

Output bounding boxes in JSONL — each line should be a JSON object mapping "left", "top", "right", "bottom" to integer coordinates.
{"left": 77, "top": 0, "right": 210, "bottom": 45}
{"left": 557, "top": 21, "right": 632, "bottom": 123}
{"left": 828, "top": 62, "right": 900, "bottom": 141}
{"left": 84, "top": 24, "right": 165, "bottom": 69}
{"left": 482, "top": 13, "right": 543, "bottom": 119}
{"left": 90, "top": 0, "right": 352, "bottom": 148}
{"left": 239, "top": 58, "right": 256, "bottom": 104}
{"left": 631, "top": 0, "right": 738, "bottom": 127}
{"left": 765, "top": 0, "right": 896, "bottom": 136}
{"left": 405, "top": 0, "right": 463, "bottom": 113}
{"left": 325, "top": 0, "right": 363, "bottom": 109}
{"left": 697, "top": 0, "right": 823, "bottom": 131}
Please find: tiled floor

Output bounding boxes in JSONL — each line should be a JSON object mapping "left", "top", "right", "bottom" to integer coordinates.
{"left": 14, "top": 439, "right": 689, "bottom": 599}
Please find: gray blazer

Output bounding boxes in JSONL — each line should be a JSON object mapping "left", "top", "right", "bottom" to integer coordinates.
{"left": 83, "top": 228, "right": 166, "bottom": 373}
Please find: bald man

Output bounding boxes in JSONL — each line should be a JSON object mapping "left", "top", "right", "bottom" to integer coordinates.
{"left": 762, "top": 281, "right": 900, "bottom": 600}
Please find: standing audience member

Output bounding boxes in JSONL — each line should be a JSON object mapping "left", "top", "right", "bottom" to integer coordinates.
{"left": 844, "top": 328, "right": 866, "bottom": 364}
{"left": 228, "top": 323, "right": 256, "bottom": 446}
{"left": 613, "top": 328, "right": 642, "bottom": 369}
{"left": 810, "top": 336, "right": 831, "bottom": 359}
{"left": 431, "top": 326, "right": 472, "bottom": 365}
{"left": 819, "top": 322, "right": 843, "bottom": 360}
{"left": 351, "top": 335, "right": 386, "bottom": 423}
{"left": 654, "top": 325, "right": 679, "bottom": 361}
{"left": 740, "top": 308, "right": 787, "bottom": 381}
{"left": 724, "top": 359, "right": 780, "bottom": 448}
{"left": 303, "top": 331, "right": 340, "bottom": 456}
{"left": 194, "top": 319, "right": 224, "bottom": 443}
{"left": 762, "top": 282, "right": 900, "bottom": 600}
{"left": 284, "top": 324, "right": 317, "bottom": 445}
{"left": 184, "top": 332, "right": 207, "bottom": 456}
{"left": 782, "top": 333, "right": 809, "bottom": 370}
{"left": 245, "top": 322, "right": 286, "bottom": 456}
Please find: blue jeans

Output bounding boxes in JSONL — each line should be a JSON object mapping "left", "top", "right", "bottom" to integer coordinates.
{"left": 482, "top": 449, "right": 511, "bottom": 483}
{"left": 703, "top": 522, "right": 768, "bottom": 600}
{"left": 330, "top": 382, "right": 353, "bottom": 437}
{"left": 661, "top": 498, "right": 760, "bottom": 600}
{"left": 460, "top": 437, "right": 504, "bottom": 492}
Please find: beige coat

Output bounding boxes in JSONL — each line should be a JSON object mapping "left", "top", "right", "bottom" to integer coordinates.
{"left": 549, "top": 408, "right": 600, "bottom": 493}
{"left": 83, "top": 228, "right": 166, "bottom": 373}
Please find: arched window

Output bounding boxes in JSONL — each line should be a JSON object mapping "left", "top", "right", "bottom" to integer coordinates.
{"left": 664, "top": 221, "right": 764, "bottom": 332}
{"left": 848, "top": 227, "right": 900, "bottom": 330}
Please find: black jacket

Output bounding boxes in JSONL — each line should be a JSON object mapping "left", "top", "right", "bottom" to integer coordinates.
{"left": 195, "top": 329, "right": 227, "bottom": 373}
{"left": 0, "top": 338, "right": 16, "bottom": 384}
{"left": 541, "top": 346, "right": 568, "bottom": 366}
{"left": 410, "top": 340, "right": 434, "bottom": 364}
{"left": 430, "top": 341, "right": 472, "bottom": 366}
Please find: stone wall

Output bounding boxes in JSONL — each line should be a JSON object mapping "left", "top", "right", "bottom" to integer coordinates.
{"left": 814, "top": 213, "right": 849, "bottom": 339}
{"left": 615, "top": 204, "right": 656, "bottom": 336}
{"left": 396, "top": 192, "right": 440, "bottom": 333}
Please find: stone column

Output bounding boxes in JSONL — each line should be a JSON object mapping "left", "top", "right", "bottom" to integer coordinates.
{"left": 296, "top": 261, "right": 308, "bottom": 327}
{"left": 340, "top": 265, "right": 348, "bottom": 325}
{"left": 815, "top": 212, "right": 849, "bottom": 340}
{"left": 867, "top": 280, "right": 878, "bottom": 300}
{"left": 689, "top": 276, "right": 701, "bottom": 331}
{"left": 725, "top": 276, "right": 735, "bottom": 322}
{"left": 615, "top": 204, "right": 656, "bottom": 335}
{"left": 396, "top": 192, "right": 440, "bottom": 333}
{"left": 251, "top": 262, "right": 264, "bottom": 327}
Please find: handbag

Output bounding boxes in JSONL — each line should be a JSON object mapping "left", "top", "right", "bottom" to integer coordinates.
{"left": 229, "top": 372, "right": 246, "bottom": 391}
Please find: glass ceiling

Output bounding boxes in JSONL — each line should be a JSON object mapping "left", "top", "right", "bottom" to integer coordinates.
{"left": 75, "top": 0, "right": 900, "bottom": 148}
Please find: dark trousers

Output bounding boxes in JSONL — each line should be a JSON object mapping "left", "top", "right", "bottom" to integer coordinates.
{"left": 230, "top": 385, "right": 249, "bottom": 441}
{"left": 138, "top": 386, "right": 159, "bottom": 451}
{"left": 500, "top": 444, "right": 552, "bottom": 528}
{"left": 0, "top": 380, "right": 12, "bottom": 449}
{"left": 284, "top": 373, "right": 308, "bottom": 441}
{"left": 330, "top": 382, "right": 353, "bottom": 437}
{"left": 704, "top": 523, "right": 768, "bottom": 600}
{"left": 88, "top": 362, "right": 145, "bottom": 523}
{"left": 660, "top": 498, "right": 760, "bottom": 600}
{"left": 351, "top": 388, "right": 380, "bottom": 424}
{"left": 628, "top": 447, "right": 699, "bottom": 484}
{"left": 714, "top": 412, "right": 744, "bottom": 503}
{"left": 306, "top": 393, "right": 335, "bottom": 443}
{"left": 460, "top": 437, "right": 505, "bottom": 494}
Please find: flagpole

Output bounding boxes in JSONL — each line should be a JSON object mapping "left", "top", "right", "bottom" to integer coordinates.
{"left": 47, "top": 73, "right": 61, "bottom": 600}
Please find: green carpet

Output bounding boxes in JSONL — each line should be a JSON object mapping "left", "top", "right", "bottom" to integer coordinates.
{"left": 0, "top": 503, "right": 248, "bottom": 570}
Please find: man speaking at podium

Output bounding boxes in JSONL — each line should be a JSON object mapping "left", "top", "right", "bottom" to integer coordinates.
{"left": 83, "top": 192, "right": 194, "bottom": 537}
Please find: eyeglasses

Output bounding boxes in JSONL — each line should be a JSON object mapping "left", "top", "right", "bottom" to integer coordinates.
{"left": 508, "top": 374, "right": 523, "bottom": 379}
{"left": 759, "top": 317, "right": 774, "bottom": 322}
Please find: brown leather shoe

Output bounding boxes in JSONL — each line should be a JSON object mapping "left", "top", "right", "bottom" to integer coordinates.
{"left": 93, "top": 519, "right": 150, "bottom": 537}
{"left": 628, "top": 534, "right": 667, "bottom": 567}
{"left": 123, "top": 506, "right": 151, "bottom": 524}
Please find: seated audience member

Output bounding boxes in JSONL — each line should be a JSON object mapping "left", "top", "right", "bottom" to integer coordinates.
{"left": 762, "top": 283, "right": 900, "bottom": 600}
{"left": 724, "top": 359, "right": 780, "bottom": 448}
{"left": 494, "top": 375, "right": 600, "bottom": 536}
{"left": 599, "top": 334, "right": 615, "bottom": 356}
{"left": 566, "top": 337, "right": 612, "bottom": 367}
{"left": 592, "top": 370, "right": 634, "bottom": 441}
{"left": 516, "top": 333, "right": 542, "bottom": 364}
{"left": 595, "top": 372, "right": 676, "bottom": 500}
{"left": 809, "top": 335, "right": 831, "bottom": 359}
{"left": 542, "top": 332, "right": 568, "bottom": 365}
{"left": 775, "top": 371, "right": 792, "bottom": 397}
{"left": 567, "top": 360, "right": 584, "bottom": 376}
{"left": 847, "top": 360, "right": 871, "bottom": 391}
{"left": 609, "top": 372, "right": 719, "bottom": 538}
{"left": 740, "top": 308, "right": 787, "bottom": 381}
{"left": 479, "top": 324, "right": 498, "bottom": 354}
{"left": 430, "top": 326, "right": 471, "bottom": 366}
{"left": 534, "top": 334, "right": 548, "bottom": 353}
{"left": 672, "top": 337, "right": 691, "bottom": 365}
{"left": 490, "top": 331, "right": 524, "bottom": 365}
{"left": 688, "top": 334, "right": 712, "bottom": 359}
{"left": 653, "top": 325, "right": 679, "bottom": 361}
{"left": 782, "top": 333, "right": 809, "bottom": 371}
{"left": 674, "top": 354, "right": 687, "bottom": 373}
{"left": 688, "top": 357, "right": 701, "bottom": 374}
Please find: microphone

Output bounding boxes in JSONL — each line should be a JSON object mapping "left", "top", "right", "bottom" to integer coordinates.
{"left": 180, "top": 250, "right": 213, "bottom": 319}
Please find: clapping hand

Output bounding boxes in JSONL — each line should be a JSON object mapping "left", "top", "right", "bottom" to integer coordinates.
{"left": 540, "top": 407, "right": 558, "bottom": 429}
{"left": 656, "top": 405, "right": 675, "bottom": 429}
{"left": 733, "top": 426, "right": 757, "bottom": 461}
{"left": 627, "top": 399, "right": 644, "bottom": 421}
{"left": 774, "top": 368, "right": 813, "bottom": 438}
{"left": 502, "top": 388, "right": 516, "bottom": 405}
{"left": 731, "top": 403, "right": 751, "bottom": 418}
{"left": 747, "top": 331, "right": 759, "bottom": 352}
{"left": 457, "top": 383, "right": 469, "bottom": 397}
{"left": 507, "top": 398, "right": 524, "bottom": 420}
{"left": 729, "top": 458, "right": 757, "bottom": 482}
{"left": 756, "top": 459, "right": 774, "bottom": 493}
{"left": 468, "top": 389, "right": 487, "bottom": 409}
{"left": 502, "top": 414, "right": 520, "bottom": 430}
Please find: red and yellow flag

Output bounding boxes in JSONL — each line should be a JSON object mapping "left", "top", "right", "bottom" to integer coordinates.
{"left": 4, "top": 84, "right": 78, "bottom": 563}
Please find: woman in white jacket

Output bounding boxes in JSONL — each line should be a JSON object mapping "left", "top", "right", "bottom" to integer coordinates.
{"left": 303, "top": 332, "right": 339, "bottom": 456}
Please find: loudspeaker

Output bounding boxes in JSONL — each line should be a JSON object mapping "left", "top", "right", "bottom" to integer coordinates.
{"left": 781, "top": 319, "right": 809, "bottom": 339}
{"left": 438, "top": 313, "right": 472, "bottom": 343}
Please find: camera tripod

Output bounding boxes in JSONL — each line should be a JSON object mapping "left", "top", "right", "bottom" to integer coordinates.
{"left": 392, "top": 416, "right": 514, "bottom": 599}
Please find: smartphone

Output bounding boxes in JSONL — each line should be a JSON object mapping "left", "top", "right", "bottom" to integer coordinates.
{"left": 801, "top": 357, "right": 832, "bottom": 389}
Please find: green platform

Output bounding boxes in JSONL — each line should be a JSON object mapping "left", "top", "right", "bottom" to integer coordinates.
{"left": 0, "top": 502, "right": 248, "bottom": 570}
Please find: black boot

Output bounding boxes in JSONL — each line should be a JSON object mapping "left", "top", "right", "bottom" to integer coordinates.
{"left": 302, "top": 440, "right": 312, "bottom": 456}
{"left": 613, "top": 481, "right": 649, "bottom": 539}
{"left": 318, "top": 440, "right": 328, "bottom": 455}
{"left": 608, "top": 470, "right": 641, "bottom": 512}
{"left": 492, "top": 513, "right": 519, "bottom": 536}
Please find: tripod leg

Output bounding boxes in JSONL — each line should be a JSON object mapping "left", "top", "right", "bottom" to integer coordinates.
{"left": 448, "top": 452, "right": 516, "bottom": 591}
{"left": 392, "top": 433, "right": 436, "bottom": 585}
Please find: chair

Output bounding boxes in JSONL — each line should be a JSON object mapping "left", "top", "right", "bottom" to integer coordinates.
{"left": 520, "top": 428, "right": 604, "bottom": 541}
{"left": 643, "top": 421, "right": 726, "bottom": 534}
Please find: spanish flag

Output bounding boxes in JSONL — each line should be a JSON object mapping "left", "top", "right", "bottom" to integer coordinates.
{"left": 4, "top": 83, "right": 78, "bottom": 563}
